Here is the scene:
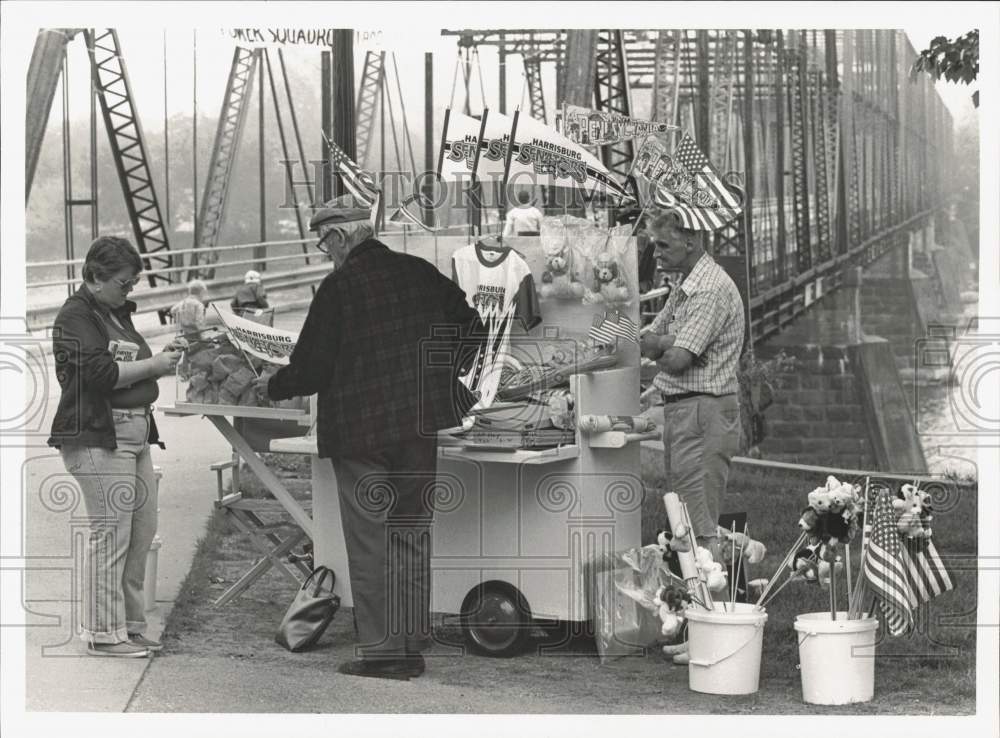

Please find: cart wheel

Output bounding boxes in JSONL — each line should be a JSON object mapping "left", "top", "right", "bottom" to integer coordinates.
{"left": 460, "top": 584, "right": 531, "bottom": 658}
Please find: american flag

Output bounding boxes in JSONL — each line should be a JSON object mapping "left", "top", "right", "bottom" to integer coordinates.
{"left": 589, "top": 310, "right": 638, "bottom": 346}
{"left": 640, "top": 133, "right": 742, "bottom": 231}
{"left": 862, "top": 491, "right": 917, "bottom": 636}
{"left": 322, "top": 132, "right": 383, "bottom": 229}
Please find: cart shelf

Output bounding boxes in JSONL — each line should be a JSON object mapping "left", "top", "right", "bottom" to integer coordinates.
{"left": 437, "top": 443, "right": 580, "bottom": 465}
{"left": 163, "top": 402, "right": 310, "bottom": 421}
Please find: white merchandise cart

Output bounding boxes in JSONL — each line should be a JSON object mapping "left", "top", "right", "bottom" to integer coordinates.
{"left": 272, "top": 233, "right": 657, "bottom": 656}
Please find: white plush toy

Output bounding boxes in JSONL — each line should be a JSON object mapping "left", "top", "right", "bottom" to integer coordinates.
{"left": 695, "top": 547, "right": 728, "bottom": 593}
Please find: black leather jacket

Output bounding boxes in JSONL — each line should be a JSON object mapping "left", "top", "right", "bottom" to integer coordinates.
{"left": 47, "top": 284, "right": 163, "bottom": 450}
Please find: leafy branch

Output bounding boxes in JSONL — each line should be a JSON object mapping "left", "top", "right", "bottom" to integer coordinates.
{"left": 910, "top": 30, "right": 979, "bottom": 107}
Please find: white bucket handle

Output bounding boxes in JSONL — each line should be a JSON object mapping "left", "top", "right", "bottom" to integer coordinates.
{"left": 688, "top": 623, "right": 764, "bottom": 668}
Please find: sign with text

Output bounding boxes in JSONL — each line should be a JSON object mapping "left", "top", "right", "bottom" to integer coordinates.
{"left": 216, "top": 308, "right": 298, "bottom": 365}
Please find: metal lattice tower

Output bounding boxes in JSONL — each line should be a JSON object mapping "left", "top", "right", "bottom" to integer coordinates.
{"left": 523, "top": 55, "right": 546, "bottom": 123}
{"left": 811, "top": 69, "right": 832, "bottom": 263}
{"left": 593, "top": 30, "right": 634, "bottom": 178}
{"left": 192, "top": 46, "right": 259, "bottom": 278}
{"left": 84, "top": 28, "right": 173, "bottom": 285}
{"left": 651, "top": 30, "right": 682, "bottom": 128}
{"left": 709, "top": 30, "right": 739, "bottom": 171}
{"left": 355, "top": 50, "right": 385, "bottom": 168}
{"left": 786, "top": 34, "right": 812, "bottom": 273}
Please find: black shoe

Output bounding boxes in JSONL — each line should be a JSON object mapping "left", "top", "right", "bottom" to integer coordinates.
{"left": 337, "top": 656, "right": 424, "bottom": 681}
{"left": 402, "top": 654, "right": 425, "bottom": 677}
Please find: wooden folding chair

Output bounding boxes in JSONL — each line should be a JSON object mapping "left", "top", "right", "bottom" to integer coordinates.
{"left": 210, "top": 453, "right": 313, "bottom": 606}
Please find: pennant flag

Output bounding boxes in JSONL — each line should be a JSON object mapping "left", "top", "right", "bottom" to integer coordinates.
{"left": 558, "top": 103, "right": 679, "bottom": 147}
{"left": 388, "top": 193, "right": 440, "bottom": 232}
{"left": 634, "top": 132, "right": 742, "bottom": 231}
{"left": 589, "top": 310, "right": 638, "bottom": 346}
{"left": 214, "top": 306, "right": 298, "bottom": 365}
{"left": 862, "top": 492, "right": 917, "bottom": 636}
{"left": 439, "top": 110, "right": 634, "bottom": 202}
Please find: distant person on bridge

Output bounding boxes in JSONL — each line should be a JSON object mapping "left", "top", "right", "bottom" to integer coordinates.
{"left": 170, "top": 279, "right": 209, "bottom": 334}
{"left": 48, "top": 235, "right": 184, "bottom": 658}
{"left": 231, "top": 270, "right": 269, "bottom": 312}
{"left": 257, "top": 199, "right": 485, "bottom": 681}
{"left": 640, "top": 209, "right": 745, "bottom": 664}
{"left": 502, "top": 190, "right": 543, "bottom": 237}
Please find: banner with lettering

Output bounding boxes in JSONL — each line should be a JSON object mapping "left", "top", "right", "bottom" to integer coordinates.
{"left": 439, "top": 110, "right": 634, "bottom": 202}
{"left": 633, "top": 133, "right": 742, "bottom": 231}
{"left": 222, "top": 28, "right": 341, "bottom": 48}
{"left": 215, "top": 308, "right": 298, "bottom": 365}
{"left": 557, "top": 104, "right": 679, "bottom": 147}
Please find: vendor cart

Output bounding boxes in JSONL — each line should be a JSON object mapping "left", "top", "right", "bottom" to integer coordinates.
{"left": 272, "top": 231, "right": 653, "bottom": 656}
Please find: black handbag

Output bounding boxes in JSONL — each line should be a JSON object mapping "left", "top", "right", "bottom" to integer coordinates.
{"left": 275, "top": 566, "right": 341, "bottom": 652}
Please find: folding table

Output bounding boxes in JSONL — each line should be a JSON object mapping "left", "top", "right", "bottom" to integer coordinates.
{"left": 163, "top": 402, "right": 314, "bottom": 605}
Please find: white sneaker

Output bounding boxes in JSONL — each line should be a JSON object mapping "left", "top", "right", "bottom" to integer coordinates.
{"left": 672, "top": 650, "right": 690, "bottom": 665}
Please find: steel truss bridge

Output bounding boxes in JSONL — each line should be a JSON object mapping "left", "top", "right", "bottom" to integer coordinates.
{"left": 27, "top": 28, "right": 954, "bottom": 344}
{"left": 443, "top": 29, "right": 954, "bottom": 343}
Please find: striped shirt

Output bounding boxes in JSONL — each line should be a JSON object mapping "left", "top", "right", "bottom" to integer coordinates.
{"left": 650, "top": 253, "right": 744, "bottom": 396}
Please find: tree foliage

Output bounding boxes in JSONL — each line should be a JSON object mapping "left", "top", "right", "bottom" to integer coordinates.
{"left": 910, "top": 30, "right": 979, "bottom": 107}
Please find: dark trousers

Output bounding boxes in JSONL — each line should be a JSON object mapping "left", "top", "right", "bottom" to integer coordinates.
{"left": 331, "top": 436, "right": 437, "bottom": 659}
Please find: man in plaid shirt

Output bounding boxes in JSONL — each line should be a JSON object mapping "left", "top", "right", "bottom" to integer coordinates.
{"left": 641, "top": 210, "right": 745, "bottom": 565}
{"left": 261, "top": 201, "right": 484, "bottom": 681}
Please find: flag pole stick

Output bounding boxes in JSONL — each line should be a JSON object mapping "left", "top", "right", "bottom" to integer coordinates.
{"left": 500, "top": 107, "right": 520, "bottom": 227}
{"left": 467, "top": 108, "right": 490, "bottom": 238}
{"left": 845, "top": 542, "right": 853, "bottom": 610}
{"left": 729, "top": 520, "right": 737, "bottom": 608}
{"left": 733, "top": 522, "right": 747, "bottom": 604}
{"left": 830, "top": 555, "right": 838, "bottom": 620}
{"left": 436, "top": 107, "right": 451, "bottom": 178}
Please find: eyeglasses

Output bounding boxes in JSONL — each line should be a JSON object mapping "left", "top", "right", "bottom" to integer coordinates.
{"left": 112, "top": 275, "right": 142, "bottom": 291}
{"left": 315, "top": 229, "right": 339, "bottom": 255}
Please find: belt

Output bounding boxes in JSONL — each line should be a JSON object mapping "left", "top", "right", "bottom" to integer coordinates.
{"left": 661, "top": 391, "right": 733, "bottom": 404}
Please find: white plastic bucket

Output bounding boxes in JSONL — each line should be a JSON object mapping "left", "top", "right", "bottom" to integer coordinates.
{"left": 794, "top": 611, "right": 878, "bottom": 705}
{"left": 685, "top": 602, "right": 768, "bottom": 695}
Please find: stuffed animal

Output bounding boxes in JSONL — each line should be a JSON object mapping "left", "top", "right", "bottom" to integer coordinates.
{"left": 716, "top": 527, "right": 767, "bottom": 564}
{"left": 893, "top": 483, "right": 933, "bottom": 538}
{"left": 540, "top": 248, "right": 585, "bottom": 300}
{"left": 816, "top": 557, "right": 844, "bottom": 586}
{"left": 807, "top": 487, "right": 833, "bottom": 513}
{"left": 588, "top": 252, "right": 630, "bottom": 303}
{"left": 657, "top": 528, "right": 691, "bottom": 554}
{"left": 798, "top": 507, "right": 819, "bottom": 533}
{"left": 695, "top": 547, "right": 728, "bottom": 592}
{"left": 653, "top": 584, "right": 691, "bottom": 638}
{"left": 790, "top": 544, "right": 820, "bottom": 583}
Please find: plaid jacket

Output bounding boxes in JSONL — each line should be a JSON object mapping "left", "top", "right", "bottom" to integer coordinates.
{"left": 268, "top": 239, "right": 485, "bottom": 459}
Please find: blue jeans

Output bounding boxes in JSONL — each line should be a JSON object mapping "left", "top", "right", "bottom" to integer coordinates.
{"left": 61, "top": 409, "right": 158, "bottom": 644}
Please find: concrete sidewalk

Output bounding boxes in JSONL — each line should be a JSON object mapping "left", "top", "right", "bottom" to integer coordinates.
{"left": 22, "top": 313, "right": 307, "bottom": 712}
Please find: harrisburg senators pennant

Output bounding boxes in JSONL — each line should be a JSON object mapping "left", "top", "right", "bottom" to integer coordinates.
{"left": 558, "top": 103, "right": 679, "bottom": 147}
{"left": 439, "top": 110, "right": 634, "bottom": 202}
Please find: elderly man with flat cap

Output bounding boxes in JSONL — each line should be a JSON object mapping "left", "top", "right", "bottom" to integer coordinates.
{"left": 259, "top": 197, "right": 484, "bottom": 680}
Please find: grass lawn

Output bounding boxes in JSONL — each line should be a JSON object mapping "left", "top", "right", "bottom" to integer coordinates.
{"left": 161, "top": 451, "right": 977, "bottom": 714}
